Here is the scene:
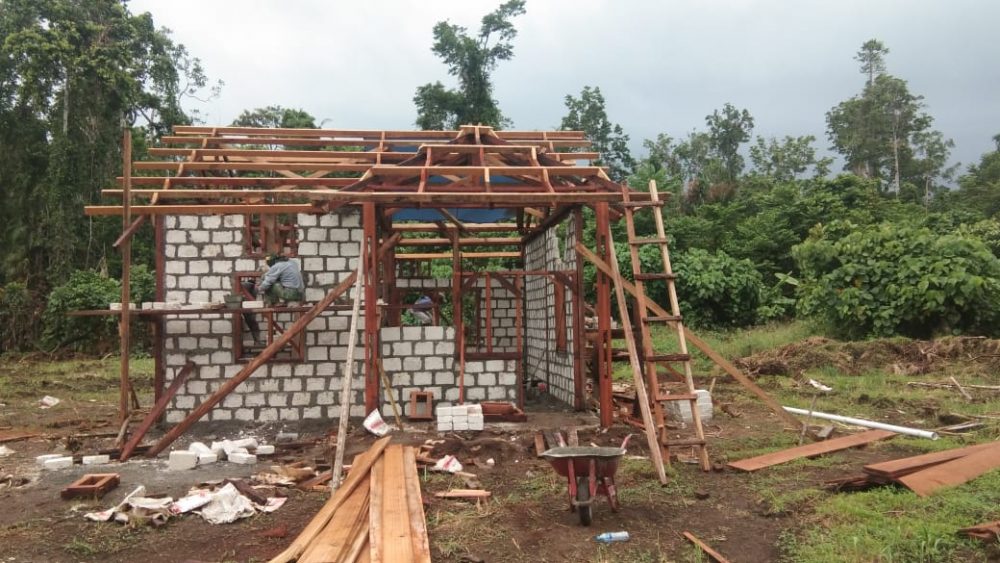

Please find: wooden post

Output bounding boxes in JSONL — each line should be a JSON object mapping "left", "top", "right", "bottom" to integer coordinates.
{"left": 594, "top": 203, "right": 614, "bottom": 428}
{"left": 572, "top": 208, "right": 586, "bottom": 410}
{"left": 332, "top": 246, "right": 366, "bottom": 494}
{"left": 153, "top": 214, "right": 166, "bottom": 405}
{"left": 119, "top": 128, "right": 132, "bottom": 423}
{"left": 146, "top": 272, "right": 359, "bottom": 457}
{"left": 452, "top": 230, "right": 465, "bottom": 403}
{"left": 363, "top": 203, "right": 380, "bottom": 414}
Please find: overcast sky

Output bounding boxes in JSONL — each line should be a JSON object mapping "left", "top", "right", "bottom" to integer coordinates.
{"left": 129, "top": 0, "right": 1000, "bottom": 173}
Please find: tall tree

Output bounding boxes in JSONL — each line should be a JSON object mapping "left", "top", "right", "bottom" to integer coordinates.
{"left": 560, "top": 85, "right": 635, "bottom": 181}
{"left": 705, "top": 103, "right": 754, "bottom": 182}
{"left": 0, "top": 0, "right": 215, "bottom": 286}
{"left": 855, "top": 39, "right": 889, "bottom": 86}
{"left": 827, "top": 40, "right": 951, "bottom": 192}
{"left": 413, "top": 0, "right": 526, "bottom": 130}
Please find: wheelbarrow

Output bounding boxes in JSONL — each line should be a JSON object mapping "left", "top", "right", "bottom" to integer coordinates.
{"left": 540, "top": 438, "right": 629, "bottom": 526}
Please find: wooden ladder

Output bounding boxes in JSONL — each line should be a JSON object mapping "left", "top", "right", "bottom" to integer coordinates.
{"left": 621, "top": 180, "right": 711, "bottom": 471}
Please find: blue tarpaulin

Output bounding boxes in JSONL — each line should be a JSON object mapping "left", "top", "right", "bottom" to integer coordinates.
{"left": 390, "top": 208, "right": 513, "bottom": 223}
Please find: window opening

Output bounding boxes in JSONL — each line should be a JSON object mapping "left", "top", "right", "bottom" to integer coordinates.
{"left": 232, "top": 271, "right": 305, "bottom": 362}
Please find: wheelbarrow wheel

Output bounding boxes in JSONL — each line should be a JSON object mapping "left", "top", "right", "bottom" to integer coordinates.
{"left": 575, "top": 477, "right": 592, "bottom": 526}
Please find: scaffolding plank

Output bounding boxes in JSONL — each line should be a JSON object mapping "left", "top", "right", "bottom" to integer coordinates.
{"left": 728, "top": 430, "right": 896, "bottom": 472}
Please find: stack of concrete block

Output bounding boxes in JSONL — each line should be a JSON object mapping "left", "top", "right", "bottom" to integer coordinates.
{"left": 664, "top": 389, "right": 713, "bottom": 423}
{"left": 435, "top": 404, "right": 485, "bottom": 432}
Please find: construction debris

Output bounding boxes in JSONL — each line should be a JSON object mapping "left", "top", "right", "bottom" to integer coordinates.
{"left": 728, "top": 430, "right": 896, "bottom": 472}
{"left": 434, "top": 489, "right": 491, "bottom": 500}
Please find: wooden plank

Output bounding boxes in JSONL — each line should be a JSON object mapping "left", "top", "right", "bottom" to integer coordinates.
{"left": 896, "top": 441, "right": 1000, "bottom": 496}
{"left": 268, "top": 437, "right": 389, "bottom": 563}
{"left": 147, "top": 272, "right": 358, "bottom": 458}
{"left": 119, "top": 361, "right": 195, "bottom": 461}
{"left": 381, "top": 446, "right": 414, "bottom": 562}
{"left": 534, "top": 433, "right": 546, "bottom": 457}
{"left": 574, "top": 242, "right": 804, "bottom": 431}
{"left": 434, "top": 489, "right": 492, "bottom": 499}
{"left": 298, "top": 474, "right": 369, "bottom": 563}
{"left": 86, "top": 204, "right": 319, "bottom": 216}
{"left": 682, "top": 531, "right": 732, "bottom": 563}
{"left": 727, "top": 430, "right": 896, "bottom": 472}
{"left": 863, "top": 441, "right": 999, "bottom": 478}
{"left": 403, "top": 447, "right": 432, "bottom": 563}
{"left": 368, "top": 454, "right": 384, "bottom": 563}
{"left": 0, "top": 432, "right": 38, "bottom": 444}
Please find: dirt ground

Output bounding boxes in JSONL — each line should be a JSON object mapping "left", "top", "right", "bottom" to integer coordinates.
{"left": 1, "top": 342, "right": 998, "bottom": 562}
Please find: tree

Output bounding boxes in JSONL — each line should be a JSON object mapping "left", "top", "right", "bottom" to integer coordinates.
{"left": 413, "top": 0, "right": 526, "bottom": 130}
{"left": 232, "top": 106, "right": 317, "bottom": 129}
{"left": 855, "top": 39, "right": 889, "bottom": 86}
{"left": 560, "top": 86, "right": 635, "bottom": 181}
{"left": 706, "top": 103, "right": 754, "bottom": 182}
{"left": 749, "top": 135, "right": 832, "bottom": 181}
{"left": 0, "top": 0, "right": 216, "bottom": 347}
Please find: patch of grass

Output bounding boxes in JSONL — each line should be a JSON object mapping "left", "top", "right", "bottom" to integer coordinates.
{"left": 785, "top": 471, "right": 1000, "bottom": 562}
{"left": 61, "top": 526, "right": 148, "bottom": 557}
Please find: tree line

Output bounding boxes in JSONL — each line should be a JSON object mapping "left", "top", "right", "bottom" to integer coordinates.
{"left": 2, "top": 0, "right": 999, "bottom": 353}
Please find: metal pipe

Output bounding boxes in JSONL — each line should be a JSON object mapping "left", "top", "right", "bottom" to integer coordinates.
{"left": 783, "top": 406, "right": 939, "bottom": 440}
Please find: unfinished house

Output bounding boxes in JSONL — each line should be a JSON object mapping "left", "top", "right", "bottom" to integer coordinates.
{"left": 86, "top": 124, "right": 800, "bottom": 480}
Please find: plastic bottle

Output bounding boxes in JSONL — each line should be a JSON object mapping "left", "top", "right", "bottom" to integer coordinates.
{"left": 594, "top": 531, "right": 630, "bottom": 543}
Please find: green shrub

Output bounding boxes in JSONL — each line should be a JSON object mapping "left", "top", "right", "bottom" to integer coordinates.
{"left": 794, "top": 222, "right": 1000, "bottom": 338}
{"left": 672, "top": 249, "right": 764, "bottom": 328}
{"left": 43, "top": 270, "right": 121, "bottom": 352}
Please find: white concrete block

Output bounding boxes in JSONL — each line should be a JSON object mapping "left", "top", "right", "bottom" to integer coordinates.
{"left": 168, "top": 450, "right": 198, "bottom": 471}
{"left": 243, "top": 300, "right": 264, "bottom": 309}
{"left": 197, "top": 453, "right": 218, "bottom": 465}
{"left": 229, "top": 452, "right": 257, "bottom": 464}
{"left": 452, "top": 421, "right": 470, "bottom": 431}
{"left": 437, "top": 420, "right": 453, "bottom": 432}
{"left": 466, "top": 404, "right": 483, "bottom": 415}
{"left": 189, "top": 442, "right": 213, "bottom": 455}
{"left": 82, "top": 454, "right": 111, "bottom": 465}
{"left": 255, "top": 444, "right": 275, "bottom": 455}
{"left": 469, "top": 414, "right": 484, "bottom": 431}
{"left": 36, "top": 454, "right": 64, "bottom": 467}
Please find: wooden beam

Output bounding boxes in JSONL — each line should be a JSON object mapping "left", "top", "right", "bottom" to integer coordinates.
{"left": 146, "top": 272, "right": 359, "bottom": 457}
{"left": 682, "top": 532, "right": 733, "bottom": 563}
{"left": 86, "top": 204, "right": 319, "bottom": 216}
{"left": 119, "top": 361, "right": 195, "bottom": 461}
{"left": 574, "top": 242, "right": 804, "bottom": 431}
{"left": 896, "top": 442, "right": 1000, "bottom": 496}
{"left": 396, "top": 237, "right": 519, "bottom": 247}
{"left": 395, "top": 251, "right": 521, "bottom": 260}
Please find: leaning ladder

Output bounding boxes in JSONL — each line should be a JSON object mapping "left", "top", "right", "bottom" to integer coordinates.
{"left": 621, "top": 180, "right": 711, "bottom": 471}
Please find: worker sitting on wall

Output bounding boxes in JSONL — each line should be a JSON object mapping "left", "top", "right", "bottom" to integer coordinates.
{"left": 241, "top": 253, "right": 305, "bottom": 343}
{"left": 410, "top": 294, "right": 434, "bottom": 325}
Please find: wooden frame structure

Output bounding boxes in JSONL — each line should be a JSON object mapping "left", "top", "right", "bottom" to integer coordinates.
{"left": 85, "top": 124, "right": 799, "bottom": 463}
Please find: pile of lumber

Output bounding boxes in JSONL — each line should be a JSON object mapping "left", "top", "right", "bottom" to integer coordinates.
{"left": 269, "top": 437, "right": 431, "bottom": 563}
{"left": 828, "top": 440, "right": 1000, "bottom": 496}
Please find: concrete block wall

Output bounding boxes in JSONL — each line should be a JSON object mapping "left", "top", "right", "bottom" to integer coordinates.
{"left": 524, "top": 216, "right": 577, "bottom": 406}
{"left": 162, "top": 211, "right": 370, "bottom": 424}
{"left": 378, "top": 327, "right": 517, "bottom": 413}
{"left": 474, "top": 281, "right": 517, "bottom": 352}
